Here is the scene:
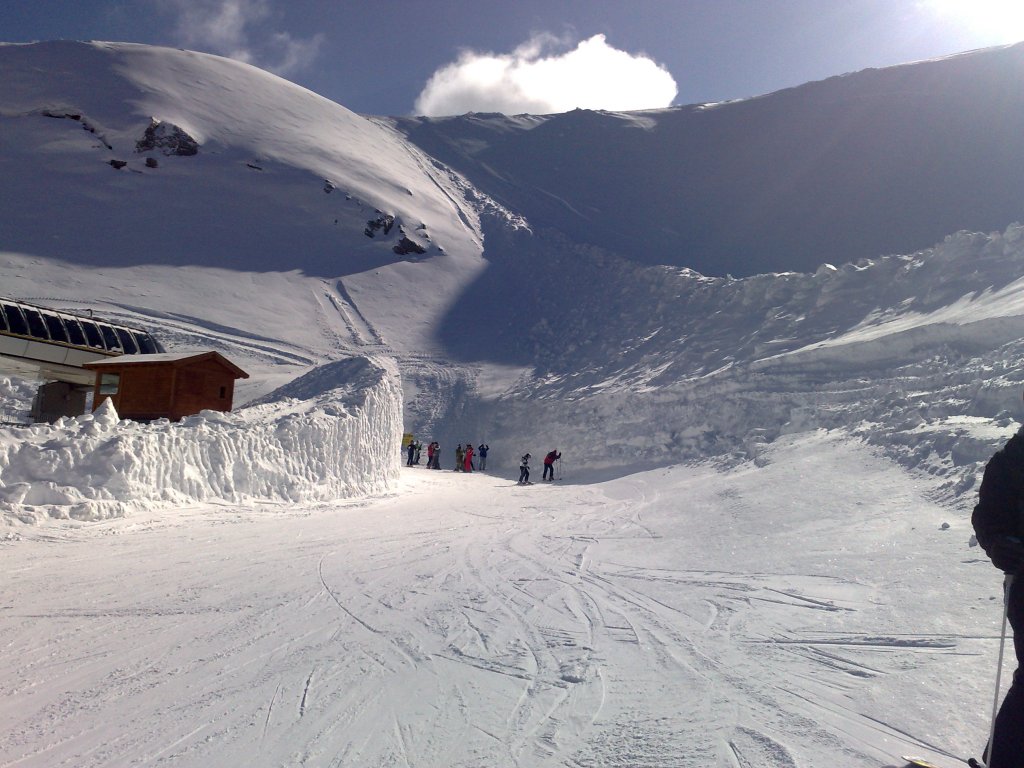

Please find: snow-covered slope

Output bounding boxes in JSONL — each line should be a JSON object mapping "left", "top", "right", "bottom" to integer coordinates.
{"left": 0, "top": 40, "right": 513, "bottom": 359}
{"left": 392, "top": 42, "right": 1024, "bottom": 276}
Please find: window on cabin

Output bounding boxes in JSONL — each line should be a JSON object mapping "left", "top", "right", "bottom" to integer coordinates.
{"left": 98, "top": 324, "right": 120, "bottom": 351}
{"left": 81, "top": 321, "right": 103, "bottom": 349}
{"left": 98, "top": 373, "right": 120, "bottom": 395}
{"left": 3, "top": 305, "right": 28, "bottom": 336}
{"left": 0, "top": 305, "right": 7, "bottom": 333}
{"left": 134, "top": 333, "right": 159, "bottom": 354}
{"left": 43, "top": 314, "right": 69, "bottom": 344}
{"left": 219, "top": 386, "right": 227, "bottom": 399}
{"left": 22, "top": 309, "right": 47, "bottom": 339}
{"left": 114, "top": 328, "right": 139, "bottom": 354}
{"left": 64, "top": 318, "right": 86, "bottom": 346}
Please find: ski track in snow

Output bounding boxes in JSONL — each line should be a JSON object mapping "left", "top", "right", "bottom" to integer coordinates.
{"left": 0, "top": 433, "right": 994, "bottom": 768}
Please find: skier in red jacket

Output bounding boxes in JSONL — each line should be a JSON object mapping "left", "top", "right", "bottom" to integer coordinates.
{"left": 543, "top": 450, "right": 561, "bottom": 481}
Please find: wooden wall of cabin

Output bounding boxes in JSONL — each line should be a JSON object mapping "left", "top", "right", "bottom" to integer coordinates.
{"left": 169, "top": 360, "right": 235, "bottom": 420}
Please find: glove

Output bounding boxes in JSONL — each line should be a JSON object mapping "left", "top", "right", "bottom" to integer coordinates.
{"left": 984, "top": 536, "right": 1024, "bottom": 575}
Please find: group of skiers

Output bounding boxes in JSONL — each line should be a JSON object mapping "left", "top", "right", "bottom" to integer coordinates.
{"left": 518, "top": 449, "right": 560, "bottom": 484}
{"left": 453, "top": 442, "right": 488, "bottom": 472}
{"left": 404, "top": 440, "right": 562, "bottom": 483}
{"left": 406, "top": 439, "right": 489, "bottom": 472}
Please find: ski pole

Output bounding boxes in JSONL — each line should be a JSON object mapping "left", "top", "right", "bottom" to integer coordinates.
{"left": 979, "top": 573, "right": 1014, "bottom": 768}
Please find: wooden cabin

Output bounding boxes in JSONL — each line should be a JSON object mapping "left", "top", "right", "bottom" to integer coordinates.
{"left": 82, "top": 351, "right": 248, "bottom": 422}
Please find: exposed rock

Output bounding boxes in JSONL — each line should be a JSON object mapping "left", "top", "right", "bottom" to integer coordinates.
{"left": 393, "top": 236, "right": 427, "bottom": 256}
{"left": 145, "top": 157, "right": 159, "bottom": 168}
{"left": 41, "top": 110, "right": 111, "bottom": 149}
{"left": 108, "top": 159, "right": 127, "bottom": 170}
{"left": 42, "top": 110, "right": 82, "bottom": 121}
{"left": 364, "top": 212, "right": 395, "bottom": 238}
{"left": 135, "top": 118, "right": 199, "bottom": 156}
{"left": 324, "top": 180, "right": 335, "bottom": 193}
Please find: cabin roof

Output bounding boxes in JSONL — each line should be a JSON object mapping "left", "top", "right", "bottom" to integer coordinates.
{"left": 83, "top": 351, "right": 249, "bottom": 378}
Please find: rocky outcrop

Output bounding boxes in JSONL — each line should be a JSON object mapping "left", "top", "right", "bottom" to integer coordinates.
{"left": 364, "top": 211, "right": 395, "bottom": 238}
{"left": 136, "top": 118, "right": 199, "bottom": 156}
{"left": 41, "top": 110, "right": 111, "bottom": 149}
{"left": 393, "top": 236, "right": 427, "bottom": 256}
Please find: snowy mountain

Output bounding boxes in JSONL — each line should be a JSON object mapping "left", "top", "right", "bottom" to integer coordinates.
{"left": 0, "top": 40, "right": 510, "bottom": 364}
{"left": 3, "top": 39, "right": 1024, "bottom": 486}
{"left": 4, "top": 38, "right": 1024, "bottom": 768}
{"left": 392, "top": 41, "right": 1024, "bottom": 276}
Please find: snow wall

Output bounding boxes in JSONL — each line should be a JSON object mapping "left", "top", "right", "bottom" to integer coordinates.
{"left": 0, "top": 356, "right": 403, "bottom": 524}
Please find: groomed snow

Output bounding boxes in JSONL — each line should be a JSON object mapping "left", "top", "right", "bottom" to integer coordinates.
{"left": 0, "top": 432, "right": 1000, "bottom": 767}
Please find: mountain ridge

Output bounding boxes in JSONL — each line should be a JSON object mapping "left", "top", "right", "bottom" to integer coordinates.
{"left": 391, "top": 39, "right": 1024, "bottom": 276}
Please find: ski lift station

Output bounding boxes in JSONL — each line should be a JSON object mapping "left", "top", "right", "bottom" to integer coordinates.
{"left": 0, "top": 296, "right": 246, "bottom": 423}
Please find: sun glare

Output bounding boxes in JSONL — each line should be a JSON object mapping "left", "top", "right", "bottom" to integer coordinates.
{"left": 922, "top": 0, "right": 1024, "bottom": 40}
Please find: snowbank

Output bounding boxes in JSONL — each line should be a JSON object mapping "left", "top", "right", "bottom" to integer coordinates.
{"left": 0, "top": 356, "right": 402, "bottom": 524}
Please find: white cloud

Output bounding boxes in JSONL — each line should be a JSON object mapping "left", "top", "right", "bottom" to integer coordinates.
{"left": 414, "top": 33, "right": 679, "bottom": 117}
{"left": 166, "top": 0, "right": 323, "bottom": 77}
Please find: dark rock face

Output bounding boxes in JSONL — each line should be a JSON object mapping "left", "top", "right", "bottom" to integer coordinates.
{"left": 136, "top": 119, "right": 199, "bottom": 156}
{"left": 364, "top": 212, "right": 395, "bottom": 238}
{"left": 108, "top": 159, "right": 127, "bottom": 169}
{"left": 41, "top": 110, "right": 112, "bottom": 149}
{"left": 393, "top": 236, "right": 426, "bottom": 256}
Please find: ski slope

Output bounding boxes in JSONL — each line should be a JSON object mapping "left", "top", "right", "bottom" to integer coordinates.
{"left": 0, "top": 432, "right": 1000, "bottom": 768}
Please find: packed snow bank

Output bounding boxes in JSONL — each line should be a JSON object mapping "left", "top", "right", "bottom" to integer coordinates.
{"left": 0, "top": 357, "right": 403, "bottom": 524}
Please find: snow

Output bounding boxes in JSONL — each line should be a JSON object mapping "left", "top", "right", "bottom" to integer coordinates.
{"left": 1, "top": 39, "right": 1023, "bottom": 767}
{"left": 0, "top": 356, "right": 402, "bottom": 523}
{"left": 0, "top": 434, "right": 999, "bottom": 767}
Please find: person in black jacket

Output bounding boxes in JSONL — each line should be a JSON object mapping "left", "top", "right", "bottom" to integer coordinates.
{"left": 973, "top": 422, "right": 1024, "bottom": 767}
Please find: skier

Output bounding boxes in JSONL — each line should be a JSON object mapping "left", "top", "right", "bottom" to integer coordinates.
{"left": 426, "top": 441, "right": 435, "bottom": 469}
{"left": 464, "top": 443, "right": 474, "bottom": 473}
{"left": 455, "top": 444, "right": 464, "bottom": 472}
{"left": 406, "top": 439, "right": 416, "bottom": 467}
{"left": 430, "top": 442, "right": 441, "bottom": 470}
{"left": 478, "top": 443, "right": 489, "bottom": 471}
{"left": 413, "top": 440, "right": 422, "bottom": 465}
{"left": 518, "top": 453, "right": 531, "bottom": 484}
{"left": 543, "top": 449, "right": 561, "bottom": 481}
{"left": 972, "top": 405, "right": 1024, "bottom": 768}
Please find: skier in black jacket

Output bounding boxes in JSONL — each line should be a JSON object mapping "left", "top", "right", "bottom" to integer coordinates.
{"left": 973, "top": 423, "right": 1024, "bottom": 767}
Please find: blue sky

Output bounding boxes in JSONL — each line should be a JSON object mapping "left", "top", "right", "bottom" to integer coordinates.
{"left": 3, "top": 0, "right": 1023, "bottom": 116}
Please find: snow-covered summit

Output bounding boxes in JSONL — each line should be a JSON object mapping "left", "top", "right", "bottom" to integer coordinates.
{"left": 0, "top": 40, "right": 486, "bottom": 276}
